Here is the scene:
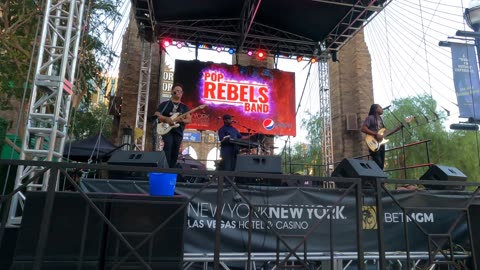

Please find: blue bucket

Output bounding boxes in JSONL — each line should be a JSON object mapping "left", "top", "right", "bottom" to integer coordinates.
{"left": 149, "top": 173, "right": 177, "bottom": 196}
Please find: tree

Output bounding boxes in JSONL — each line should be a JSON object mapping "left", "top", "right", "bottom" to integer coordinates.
{"left": 0, "top": 0, "right": 121, "bottom": 138}
{"left": 70, "top": 103, "right": 113, "bottom": 140}
{"left": 282, "top": 111, "right": 324, "bottom": 176}
{"left": 0, "top": 0, "right": 40, "bottom": 109}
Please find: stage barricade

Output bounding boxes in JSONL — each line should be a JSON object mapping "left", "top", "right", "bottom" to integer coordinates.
{"left": 0, "top": 159, "right": 479, "bottom": 270}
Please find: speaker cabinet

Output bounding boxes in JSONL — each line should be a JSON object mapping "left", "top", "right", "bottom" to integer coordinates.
{"left": 107, "top": 151, "right": 169, "bottom": 180}
{"left": 12, "top": 191, "right": 186, "bottom": 270}
{"left": 331, "top": 158, "right": 387, "bottom": 188}
{"left": 104, "top": 194, "right": 186, "bottom": 270}
{"left": 12, "top": 192, "right": 108, "bottom": 270}
{"left": 235, "top": 155, "right": 282, "bottom": 174}
{"left": 420, "top": 165, "right": 467, "bottom": 190}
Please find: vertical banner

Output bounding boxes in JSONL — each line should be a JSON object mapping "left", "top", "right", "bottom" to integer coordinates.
{"left": 450, "top": 43, "right": 480, "bottom": 120}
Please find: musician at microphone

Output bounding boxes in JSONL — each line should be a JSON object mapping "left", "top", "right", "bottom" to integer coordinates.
{"left": 361, "top": 104, "right": 401, "bottom": 170}
{"left": 217, "top": 114, "right": 251, "bottom": 171}
{"left": 154, "top": 83, "right": 191, "bottom": 168}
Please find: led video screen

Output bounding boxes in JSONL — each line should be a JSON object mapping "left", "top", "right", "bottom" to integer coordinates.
{"left": 173, "top": 60, "right": 296, "bottom": 136}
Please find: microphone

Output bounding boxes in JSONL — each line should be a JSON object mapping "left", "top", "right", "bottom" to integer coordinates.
{"left": 382, "top": 105, "right": 391, "bottom": 110}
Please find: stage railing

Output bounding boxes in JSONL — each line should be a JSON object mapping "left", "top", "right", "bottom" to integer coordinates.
{"left": 0, "top": 159, "right": 479, "bottom": 270}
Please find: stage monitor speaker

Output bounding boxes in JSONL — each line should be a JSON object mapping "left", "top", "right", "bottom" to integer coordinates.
{"left": 331, "top": 158, "right": 387, "bottom": 188}
{"left": 104, "top": 194, "right": 186, "bottom": 270}
{"left": 235, "top": 155, "right": 282, "bottom": 174}
{"left": 420, "top": 164, "right": 467, "bottom": 190}
{"left": 12, "top": 191, "right": 108, "bottom": 270}
{"left": 107, "top": 151, "right": 169, "bottom": 180}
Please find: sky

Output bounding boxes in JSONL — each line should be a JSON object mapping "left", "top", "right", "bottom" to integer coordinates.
{"left": 365, "top": 0, "right": 474, "bottom": 128}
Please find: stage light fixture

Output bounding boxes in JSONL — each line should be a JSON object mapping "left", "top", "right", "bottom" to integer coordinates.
{"left": 257, "top": 50, "right": 266, "bottom": 60}
{"left": 216, "top": 46, "right": 223, "bottom": 53}
{"left": 228, "top": 48, "right": 235, "bottom": 54}
{"left": 296, "top": 55, "right": 303, "bottom": 62}
{"left": 176, "top": 42, "right": 183, "bottom": 49}
{"left": 310, "top": 57, "right": 317, "bottom": 63}
{"left": 247, "top": 50, "right": 254, "bottom": 56}
{"left": 450, "top": 123, "right": 479, "bottom": 131}
{"left": 161, "top": 38, "right": 172, "bottom": 48}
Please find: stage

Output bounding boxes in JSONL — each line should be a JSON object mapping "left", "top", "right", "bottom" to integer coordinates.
{"left": 1, "top": 159, "right": 479, "bottom": 269}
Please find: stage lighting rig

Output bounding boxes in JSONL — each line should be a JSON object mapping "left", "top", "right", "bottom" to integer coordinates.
{"left": 257, "top": 50, "right": 266, "bottom": 60}
{"left": 161, "top": 38, "right": 172, "bottom": 48}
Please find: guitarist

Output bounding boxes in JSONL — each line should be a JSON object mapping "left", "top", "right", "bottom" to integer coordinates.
{"left": 154, "top": 83, "right": 191, "bottom": 168}
{"left": 361, "top": 104, "right": 401, "bottom": 170}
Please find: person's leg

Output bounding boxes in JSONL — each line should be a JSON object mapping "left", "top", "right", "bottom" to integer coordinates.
{"left": 222, "top": 154, "right": 234, "bottom": 171}
{"left": 369, "top": 150, "right": 384, "bottom": 170}
{"left": 162, "top": 133, "right": 175, "bottom": 168}
{"left": 378, "top": 146, "right": 386, "bottom": 170}
{"left": 169, "top": 134, "right": 182, "bottom": 168}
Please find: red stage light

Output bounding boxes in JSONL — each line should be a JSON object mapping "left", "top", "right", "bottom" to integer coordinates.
{"left": 161, "top": 38, "right": 172, "bottom": 48}
{"left": 296, "top": 55, "right": 303, "bottom": 62}
{"left": 257, "top": 51, "right": 266, "bottom": 59}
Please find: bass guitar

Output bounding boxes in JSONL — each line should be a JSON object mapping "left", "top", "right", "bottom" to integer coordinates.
{"left": 157, "top": 104, "right": 208, "bottom": 135}
{"left": 365, "top": 116, "right": 413, "bottom": 152}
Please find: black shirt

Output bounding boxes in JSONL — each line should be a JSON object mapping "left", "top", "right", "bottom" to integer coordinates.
{"left": 156, "top": 100, "right": 190, "bottom": 136}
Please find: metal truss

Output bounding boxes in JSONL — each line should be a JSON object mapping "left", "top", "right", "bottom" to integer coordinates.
{"left": 155, "top": 19, "right": 319, "bottom": 57}
{"left": 133, "top": 0, "right": 391, "bottom": 57}
{"left": 318, "top": 60, "right": 334, "bottom": 177}
{"left": 134, "top": 41, "right": 153, "bottom": 151}
{"left": 238, "top": 0, "right": 262, "bottom": 52}
{"left": 131, "top": 0, "right": 156, "bottom": 41}
{"left": 8, "top": 0, "right": 85, "bottom": 226}
{"left": 324, "top": 0, "right": 393, "bottom": 51}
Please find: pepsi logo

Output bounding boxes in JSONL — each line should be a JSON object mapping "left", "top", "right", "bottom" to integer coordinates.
{"left": 263, "top": 119, "right": 275, "bottom": 130}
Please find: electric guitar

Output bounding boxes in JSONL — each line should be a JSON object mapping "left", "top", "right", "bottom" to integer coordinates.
{"left": 364, "top": 116, "right": 414, "bottom": 152}
{"left": 157, "top": 104, "right": 208, "bottom": 135}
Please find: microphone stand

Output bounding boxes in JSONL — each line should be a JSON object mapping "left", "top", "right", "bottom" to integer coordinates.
{"left": 384, "top": 107, "right": 411, "bottom": 180}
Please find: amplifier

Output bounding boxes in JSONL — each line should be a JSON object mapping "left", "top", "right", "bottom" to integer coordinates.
{"left": 235, "top": 155, "right": 282, "bottom": 174}
{"left": 107, "top": 151, "right": 168, "bottom": 180}
{"left": 108, "top": 151, "right": 168, "bottom": 167}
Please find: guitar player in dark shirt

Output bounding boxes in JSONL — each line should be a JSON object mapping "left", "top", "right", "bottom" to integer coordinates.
{"left": 154, "top": 83, "right": 191, "bottom": 168}
{"left": 361, "top": 104, "right": 402, "bottom": 170}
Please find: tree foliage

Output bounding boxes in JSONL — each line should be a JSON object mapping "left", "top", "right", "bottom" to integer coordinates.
{"left": 282, "top": 111, "right": 324, "bottom": 176}
{"left": 0, "top": 0, "right": 40, "bottom": 109}
{"left": 70, "top": 103, "right": 113, "bottom": 140}
{"left": 0, "top": 0, "right": 121, "bottom": 134}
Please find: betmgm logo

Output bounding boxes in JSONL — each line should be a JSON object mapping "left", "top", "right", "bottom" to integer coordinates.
{"left": 362, "top": 206, "right": 377, "bottom": 230}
